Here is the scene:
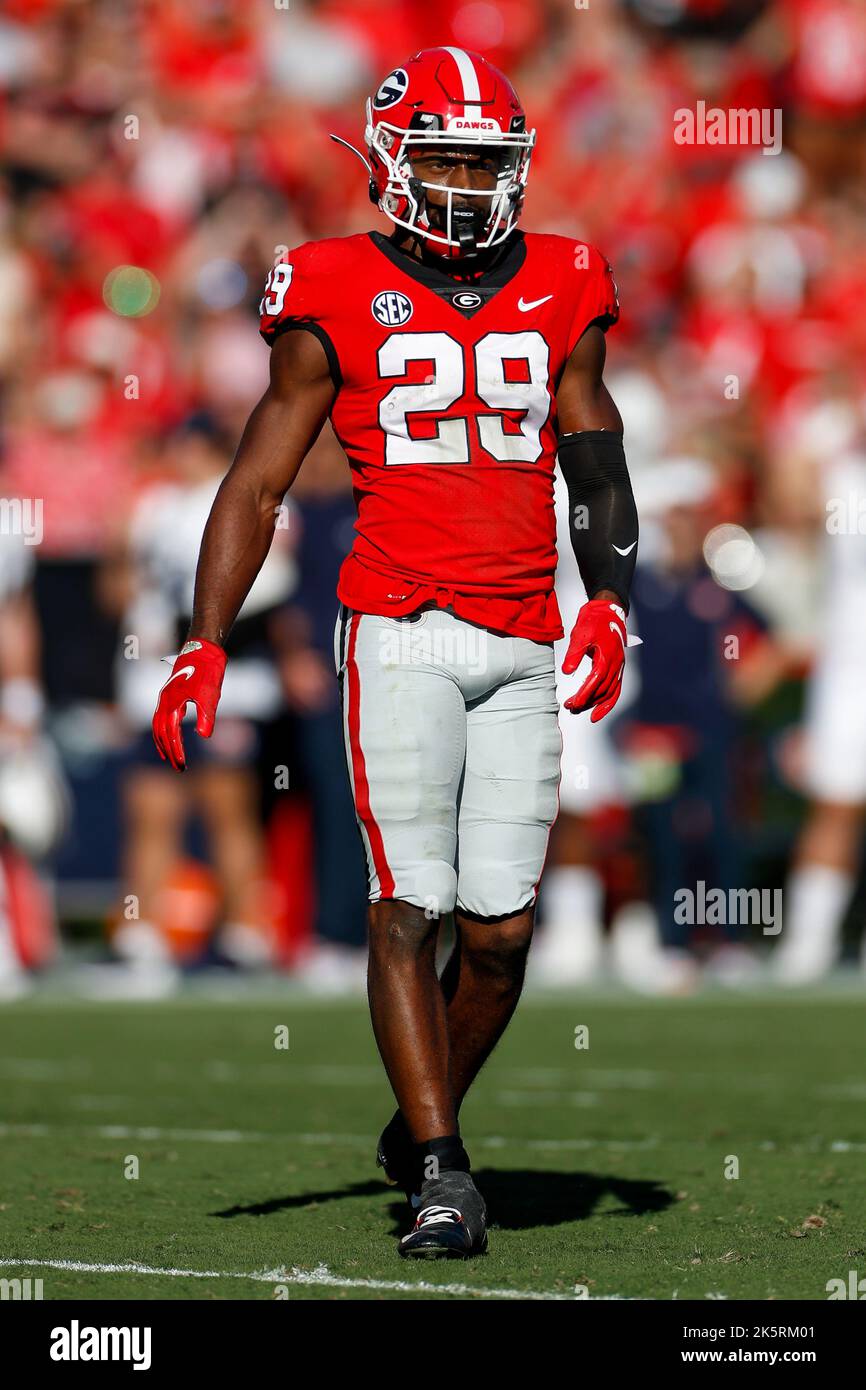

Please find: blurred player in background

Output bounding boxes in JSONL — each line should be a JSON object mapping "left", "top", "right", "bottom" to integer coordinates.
{"left": 272, "top": 423, "right": 369, "bottom": 990}
{"left": 530, "top": 465, "right": 636, "bottom": 987}
{"left": 0, "top": 528, "right": 64, "bottom": 997}
{"left": 621, "top": 459, "right": 786, "bottom": 991}
{"left": 116, "top": 415, "right": 295, "bottom": 976}
{"left": 775, "top": 449, "right": 866, "bottom": 984}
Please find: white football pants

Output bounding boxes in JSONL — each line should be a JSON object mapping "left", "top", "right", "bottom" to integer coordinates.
{"left": 334, "top": 604, "right": 561, "bottom": 919}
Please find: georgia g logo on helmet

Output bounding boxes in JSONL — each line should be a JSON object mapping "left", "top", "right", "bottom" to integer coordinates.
{"left": 360, "top": 47, "right": 537, "bottom": 259}
{"left": 373, "top": 67, "right": 409, "bottom": 109}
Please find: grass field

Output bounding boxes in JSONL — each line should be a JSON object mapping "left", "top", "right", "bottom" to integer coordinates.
{"left": 0, "top": 988, "right": 864, "bottom": 1301}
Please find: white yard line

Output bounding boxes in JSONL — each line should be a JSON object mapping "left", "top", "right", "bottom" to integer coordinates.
{"left": 0, "top": 1123, "right": 363, "bottom": 1145}
{"left": 494, "top": 1091, "right": 600, "bottom": 1108}
{"left": 3, "top": 1121, "right": 861, "bottom": 1155}
{"left": 0, "top": 1121, "right": 659, "bottom": 1151}
{"left": 0, "top": 1058, "right": 801, "bottom": 1095}
{"left": 0, "top": 1059, "right": 92, "bottom": 1080}
{"left": 0, "top": 1256, "right": 577, "bottom": 1301}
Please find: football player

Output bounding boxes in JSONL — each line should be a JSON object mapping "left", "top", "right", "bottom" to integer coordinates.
{"left": 152, "top": 47, "right": 639, "bottom": 1258}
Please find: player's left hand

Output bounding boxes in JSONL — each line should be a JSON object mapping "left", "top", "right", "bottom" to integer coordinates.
{"left": 152, "top": 639, "right": 227, "bottom": 771}
{"left": 562, "top": 599, "right": 628, "bottom": 722}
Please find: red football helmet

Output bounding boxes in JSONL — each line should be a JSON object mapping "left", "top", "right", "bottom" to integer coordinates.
{"left": 361, "top": 47, "right": 535, "bottom": 259}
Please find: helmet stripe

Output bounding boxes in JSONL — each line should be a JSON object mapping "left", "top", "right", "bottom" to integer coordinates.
{"left": 442, "top": 46, "right": 481, "bottom": 121}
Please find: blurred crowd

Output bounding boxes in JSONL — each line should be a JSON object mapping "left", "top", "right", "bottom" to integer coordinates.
{"left": 3, "top": 0, "right": 866, "bottom": 996}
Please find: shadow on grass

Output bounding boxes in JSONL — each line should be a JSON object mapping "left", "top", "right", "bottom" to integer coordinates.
{"left": 212, "top": 1169, "right": 674, "bottom": 1231}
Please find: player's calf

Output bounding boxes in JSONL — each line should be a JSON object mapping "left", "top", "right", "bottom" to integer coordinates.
{"left": 367, "top": 898, "right": 459, "bottom": 1146}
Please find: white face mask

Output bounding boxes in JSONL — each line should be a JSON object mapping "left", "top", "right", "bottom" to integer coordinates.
{"left": 367, "top": 107, "right": 535, "bottom": 254}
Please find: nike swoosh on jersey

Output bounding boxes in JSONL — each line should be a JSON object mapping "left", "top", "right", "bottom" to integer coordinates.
{"left": 517, "top": 294, "right": 554, "bottom": 312}
{"left": 612, "top": 541, "right": 637, "bottom": 556}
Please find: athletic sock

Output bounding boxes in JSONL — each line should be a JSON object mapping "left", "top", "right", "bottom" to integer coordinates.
{"left": 784, "top": 864, "right": 852, "bottom": 947}
{"left": 544, "top": 865, "right": 603, "bottom": 931}
{"left": 415, "top": 1133, "right": 471, "bottom": 1181}
{"left": 383, "top": 1110, "right": 411, "bottom": 1148}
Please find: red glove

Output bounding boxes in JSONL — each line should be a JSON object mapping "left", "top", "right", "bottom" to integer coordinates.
{"left": 562, "top": 599, "right": 627, "bottom": 723}
{"left": 152, "top": 639, "right": 226, "bottom": 771}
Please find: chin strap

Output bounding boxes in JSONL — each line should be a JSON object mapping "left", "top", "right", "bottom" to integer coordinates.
{"left": 405, "top": 173, "right": 488, "bottom": 259}
{"left": 451, "top": 206, "right": 480, "bottom": 257}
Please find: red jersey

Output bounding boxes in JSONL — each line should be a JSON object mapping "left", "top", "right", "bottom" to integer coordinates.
{"left": 259, "top": 230, "right": 619, "bottom": 641}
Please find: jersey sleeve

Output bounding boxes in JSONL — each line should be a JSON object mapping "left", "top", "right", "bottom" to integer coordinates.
{"left": 258, "top": 243, "right": 341, "bottom": 385}
{"left": 566, "top": 242, "right": 620, "bottom": 355}
{"left": 258, "top": 245, "right": 319, "bottom": 345}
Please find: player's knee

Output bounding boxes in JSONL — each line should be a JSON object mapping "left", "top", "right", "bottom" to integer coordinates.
{"left": 368, "top": 862, "right": 457, "bottom": 961}
{"left": 368, "top": 900, "right": 436, "bottom": 959}
{"left": 380, "top": 860, "right": 458, "bottom": 920}
{"left": 457, "top": 862, "right": 535, "bottom": 926}
{"left": 461, "top": 908, "right": 534, "bottom": 983}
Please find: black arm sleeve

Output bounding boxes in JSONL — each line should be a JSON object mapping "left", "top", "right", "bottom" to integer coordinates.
{"left": 558, "top": 430, "right": 638, "bottom": 614}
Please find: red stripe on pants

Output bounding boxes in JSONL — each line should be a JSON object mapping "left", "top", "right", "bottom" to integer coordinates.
{"left": 346, "top": 612, "right": 395, "bottom": 899}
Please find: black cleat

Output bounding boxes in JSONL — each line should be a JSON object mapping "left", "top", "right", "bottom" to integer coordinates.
{"left": 398, "top": 1171, "right": 488, "bottom": 1259}
{"left": 376, "top": 1111, "right": 422, "bottom": 1206}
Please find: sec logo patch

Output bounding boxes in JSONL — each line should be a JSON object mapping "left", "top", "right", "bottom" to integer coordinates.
{"left": 372, "top": 290, "right": 414, "bottom": 326}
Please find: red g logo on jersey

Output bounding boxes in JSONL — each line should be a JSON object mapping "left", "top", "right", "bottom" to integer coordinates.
{"left": 372, "top": 290, "right": 414, "bottom": 326}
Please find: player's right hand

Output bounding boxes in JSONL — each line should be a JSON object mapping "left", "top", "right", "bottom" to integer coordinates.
{"left": 152, "top": 639, "right": 227, "bottom": 771}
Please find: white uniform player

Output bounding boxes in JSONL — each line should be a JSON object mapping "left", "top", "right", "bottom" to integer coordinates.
{"left": 802, "top": 454, "right": 866, "bottom": 803}
{"left": 118, "top": 474, "right": 294, "bottom": 735}
{"left": 775, "top": 452, "right": 866, "bottom": 983}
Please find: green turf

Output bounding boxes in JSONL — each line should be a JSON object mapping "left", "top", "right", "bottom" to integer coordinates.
{"left": 0, "top": 991, "right": 863, "bottom": 1300}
